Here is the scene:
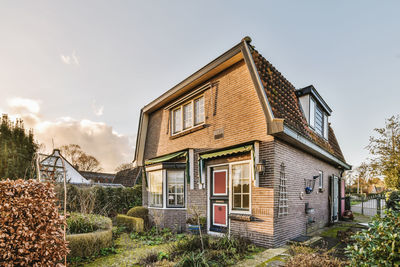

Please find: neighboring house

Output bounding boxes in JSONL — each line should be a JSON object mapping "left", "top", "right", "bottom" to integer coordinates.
{"left": 80, "top": 171, "right": 115, "bottom": 184}
{"left": 132, "top": 37, "right": 351, "bottom": 247}
{"left": 113, "top": 167, "right": 142, "bottom": 187}
{"left": 40, "top": 149, "right": 91, "bottom": 185}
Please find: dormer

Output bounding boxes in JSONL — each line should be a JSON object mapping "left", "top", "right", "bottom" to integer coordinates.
{"left": 296, "top": 85, "right": 332, "bottom": 140}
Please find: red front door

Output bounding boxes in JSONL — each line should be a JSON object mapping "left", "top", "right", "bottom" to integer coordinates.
{"left": 210, "top": 167, "right": 228, "bottom": 232}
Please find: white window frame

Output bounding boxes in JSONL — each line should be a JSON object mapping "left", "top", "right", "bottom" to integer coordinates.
{"left": 309, "top": 96, "right": 329, "bottom": 140}
{"left": 171, "top": 95, "right": 205, "bottom": 136}
{"left": 166, "top": 169, "right": 185, "bottom": 208}
{"left": 309, "top": 97, "right": 316, "bottom": 129}
{"left": 212, "top": 169, "right": 228, "bottom": 196}
{"left": 147, "top": 167, "right": 187, "bottom": 210}
{"left": 231, "top": 163, "right": 251, "bottom": 212}
{"left": 319, "top": 170, "right": 324, "bottom": 189}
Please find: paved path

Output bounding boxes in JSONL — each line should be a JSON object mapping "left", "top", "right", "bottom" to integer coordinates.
{"left": 234, "top": 247, "right": 289, "bottom": 267}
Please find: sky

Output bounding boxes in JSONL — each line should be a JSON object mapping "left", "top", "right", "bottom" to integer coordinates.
{"left": 0, "top": 1, "right": 399, "bottom": 172}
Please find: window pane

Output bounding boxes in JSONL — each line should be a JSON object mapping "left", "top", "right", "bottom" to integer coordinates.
{"left": 183, "top": 103, "right": 193, "bottom": 129}
{"left": 310, "top": 98, "right": 315, "bottom": 127}
{"left": 243, "top": 194, "right": 249, "bottom": 209}
{"left": 194, "top": 97, "right": 205, "bottom": 125}
{"left": 315, "top": 105, "right": 323, "bottom": 135}
{"left": 323, "top": 113, "right": 329, "bottom": 139}
{"left": 173, "top": 109, "right": 182, "bottom": 133}
{"left": 233, "top": 194, "right": 241, "bottom": 208}
{"left": 319, "top": 171, "right": 323, "bottom": 188}
{"left": 148, "top": 170, "right": 162, "bottom": 207}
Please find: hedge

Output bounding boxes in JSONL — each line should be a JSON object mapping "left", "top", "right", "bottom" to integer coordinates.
{"left": 0, "top": 179, "right": 68, "bottom": 266}
{"left": 55, "top": 183, "right": 142, "bottom": 217}
{"left": 116, "top": 214, "right": 144, "bottom": 232}
{"left": 127, "top": 206, "right": 148, "bottom": 219}
{"left": 67, "top": 213, "right": 112, "bottom": 234}
{"left": 67, "top": 228, "right": 113, "bottom": 258}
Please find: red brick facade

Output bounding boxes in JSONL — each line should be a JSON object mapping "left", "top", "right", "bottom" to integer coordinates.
{"left": 140, "top": 47, "right": 346, "bottom": 247}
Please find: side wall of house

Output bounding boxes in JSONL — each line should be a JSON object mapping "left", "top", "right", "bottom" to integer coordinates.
{"left": 272, "top": 139, "right": 341, "bottom": 247}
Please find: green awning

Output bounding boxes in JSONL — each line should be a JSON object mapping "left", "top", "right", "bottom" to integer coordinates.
{"left": 199, "top": 145, "right": 253, "bottom": 160}
{"left": 145, "top": 151, "right": 187, "bottom": 165}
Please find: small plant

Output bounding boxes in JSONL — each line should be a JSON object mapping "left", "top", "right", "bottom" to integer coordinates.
{"left": 176, "top": 251, "right": 211, "bottom": 267}
{"left": 386, "top": 190, "right": 400, "bottom": 210}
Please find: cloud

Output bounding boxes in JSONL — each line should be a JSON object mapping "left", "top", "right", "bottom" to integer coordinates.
{"left": 3, "top": 98, "right": 133, "bottom": 172}
{"left": 60, "top": 50, "right": 80, "bottom": 65}
{"left": 91, "top": 100, "right": 104, "bottom": 116}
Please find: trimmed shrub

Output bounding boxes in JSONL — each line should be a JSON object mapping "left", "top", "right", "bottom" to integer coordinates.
{"left": 55, "top": 184, "right": 142, "bottom": 217}
{"left": 345, "top": 209, "right": 400, "bottom": 265}
{"left": 0, "top": 179, "right": 68, "bottom": 266}
{"left": 66, "top": 228, "right": 113, "bottom": 258}
{"left": 67, "top": 213, "right": 112, "bottom": 234}
{"left": 116, "top": 214, "right": 144, "bottom": 232}
{"left": 126, "top": 206, "right": 148, "bottom": 219}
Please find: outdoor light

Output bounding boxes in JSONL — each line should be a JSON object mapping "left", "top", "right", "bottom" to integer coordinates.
{"left": 256, "top": 159, "right": 267, "bottom": 173}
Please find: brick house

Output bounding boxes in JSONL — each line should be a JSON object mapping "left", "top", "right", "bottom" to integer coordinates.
{"left": 132, "top": 37, "right": 351, "bottom": 247}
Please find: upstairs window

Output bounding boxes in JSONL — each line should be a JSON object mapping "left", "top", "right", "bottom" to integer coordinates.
{"left": 309, "top": 97, "right": 328, "bottom": 140}
{"left": 172, "top": 95, "right": 205, "bottom": 135}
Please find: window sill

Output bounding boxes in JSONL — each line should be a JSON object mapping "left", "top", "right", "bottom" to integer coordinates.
{"left": 148, "top": 207, "right": 187, "bottom": 210}
{"left": 170, "top": 124, "right": 206, "bottom": 139}
{"left": 229, "top": 214, "right": 253, "bottom": 222}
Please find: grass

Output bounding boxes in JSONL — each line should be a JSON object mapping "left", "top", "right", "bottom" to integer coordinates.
{"left": 350, "top": 200, "right": 362, "bottom": 205}
{"left": 320, "top": 226, "right": 351, "bottom": 238}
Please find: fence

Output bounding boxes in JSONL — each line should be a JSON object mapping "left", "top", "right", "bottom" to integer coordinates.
{"left": 350, "top": 193, "right": 386, "bottom": 217}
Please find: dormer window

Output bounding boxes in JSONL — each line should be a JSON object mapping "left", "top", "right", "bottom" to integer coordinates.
{"left": 296, "top": 85, "right": 332, "bottom": 140}
{"left": 172, "top": 95, "right": 205, "bottom": 135}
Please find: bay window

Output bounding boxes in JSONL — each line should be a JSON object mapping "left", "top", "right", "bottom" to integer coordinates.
{"left": 232, "top": 163, "right": 250, "bottom": 211}
{"left": 172, "top": 95, "right": 204, "bottom": 135}
{"left": 147, "top": 167, "right": 186, "bottom": 209}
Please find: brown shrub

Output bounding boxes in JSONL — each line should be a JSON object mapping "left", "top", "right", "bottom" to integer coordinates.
{"left": 0, "top": 179, "right": 69, "bottom": 266}
{"left": 286, "top": 245, "right": 347, "bottom": 267}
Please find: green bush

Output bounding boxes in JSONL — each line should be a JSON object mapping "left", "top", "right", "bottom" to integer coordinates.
{"left": 115, "top": 214, "right": 144, "bottom": 232}
{"left": 386, "top": 190, "right": 400, "bottom": 210}
{"left": 126, "top": 206, "right": 148, "bottom": 219}
{"left": 345, "top": 209, "right": 400, "bottom": 265}
{"left": 55, "top": 184, "right": 142, "bottom": 216}
{"left": 66, "top": 228, "right": 113, "bottom": 258}
{"left": 67, "top": 212, "right": 112, "bottom": 234}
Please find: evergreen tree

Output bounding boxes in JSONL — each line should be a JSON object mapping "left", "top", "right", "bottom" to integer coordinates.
{"left": 0, "top": 114, "right": 38, "bottom": 179}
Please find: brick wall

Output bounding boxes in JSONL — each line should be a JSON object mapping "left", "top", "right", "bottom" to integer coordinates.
{"left": 272, "top": 139, "right": 341, "bottom": 247}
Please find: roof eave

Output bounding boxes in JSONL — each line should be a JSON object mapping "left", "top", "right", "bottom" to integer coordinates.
{"left": 276, "top": 125, "right": 351, "bottom": 170}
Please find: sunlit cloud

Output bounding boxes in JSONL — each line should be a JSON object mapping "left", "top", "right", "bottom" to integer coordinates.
{"left": 2, "top": 98, "right": 133, "bottom": 172}
{"left": 60, "top": 50, "right": 80, "bottom": 65}
{"left": 91, "top": 100, "right": 104, "bottom": 116}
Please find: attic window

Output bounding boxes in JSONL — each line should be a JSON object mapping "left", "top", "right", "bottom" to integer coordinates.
{"left": 309, "top": 97, "right": 329, "bottom": 139}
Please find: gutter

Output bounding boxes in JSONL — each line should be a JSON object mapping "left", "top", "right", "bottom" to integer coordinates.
{"left": 282, "top": 125, "right": 351, "bottom": 170}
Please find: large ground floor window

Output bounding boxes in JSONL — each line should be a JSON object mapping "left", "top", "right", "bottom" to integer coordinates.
{"left": 232, "top": 163, "right": 250, "bottom": 211}
{"left": 147, "top": 168, "right": 185, "bottom": 209}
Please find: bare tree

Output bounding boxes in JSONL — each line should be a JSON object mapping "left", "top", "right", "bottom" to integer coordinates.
{"left": 60, "top": 144, "right": 102, "bottom": 172}
{"left": 115, "top": 163, "right": 132, "bottom": 172}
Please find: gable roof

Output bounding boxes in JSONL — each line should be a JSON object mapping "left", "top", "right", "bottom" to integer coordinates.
{"left": 250, "top": 48, "right": 345, "bottom": 162}
{"left": 133, "top": 37, "right": 350, "bottom": 170}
